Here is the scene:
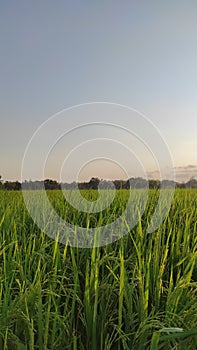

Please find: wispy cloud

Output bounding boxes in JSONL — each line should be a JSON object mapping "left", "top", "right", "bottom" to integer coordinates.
{"left": 174, "top": 164, "right": 197, "bottom": 170}
{"left": 174, "top": 164, "right": 197, "bottom": 182}
{"left": 146, "top": 165, "right": 197, "bottom": 182}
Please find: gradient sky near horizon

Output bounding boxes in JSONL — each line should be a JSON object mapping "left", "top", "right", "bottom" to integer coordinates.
{"left": 0, "top": 1, "right": 197, "bottom": 182}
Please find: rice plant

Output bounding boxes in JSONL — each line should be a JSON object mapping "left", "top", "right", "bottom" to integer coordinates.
{"left": 0, "top": 189, "right": 197, "bottom": 349}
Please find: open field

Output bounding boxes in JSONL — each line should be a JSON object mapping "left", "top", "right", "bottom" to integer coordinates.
{"left": 0, "top": 189, "right": 197, "bottom": 349}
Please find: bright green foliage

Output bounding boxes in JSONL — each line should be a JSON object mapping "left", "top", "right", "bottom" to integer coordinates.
{"left": 0, "top": 189, "right": 197, "bottom": 349}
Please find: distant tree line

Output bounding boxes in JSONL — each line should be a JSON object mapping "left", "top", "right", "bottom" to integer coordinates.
{"left": 0, "top": 175, "right": 197, "bottom": 190}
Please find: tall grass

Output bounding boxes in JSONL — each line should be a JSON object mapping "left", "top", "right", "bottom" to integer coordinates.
{"left": 0, "top": 189, "right": 197, "bottom": 349}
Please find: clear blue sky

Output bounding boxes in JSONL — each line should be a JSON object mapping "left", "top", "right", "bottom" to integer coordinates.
{"left": 0, "top": 1, "right": 197, "bottom": 182}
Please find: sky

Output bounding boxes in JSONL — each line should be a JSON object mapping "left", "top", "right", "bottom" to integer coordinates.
{"left": 0, "top": 1, "right": 197, "bottom": 183}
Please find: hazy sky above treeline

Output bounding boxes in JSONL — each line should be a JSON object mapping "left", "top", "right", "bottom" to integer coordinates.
{"left": 0, "top": 1, "right": 197, "bottom": 182}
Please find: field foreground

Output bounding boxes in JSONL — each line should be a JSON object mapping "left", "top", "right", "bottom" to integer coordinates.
{"left": 0, "top": 189, "right": 197, "bottom": 349}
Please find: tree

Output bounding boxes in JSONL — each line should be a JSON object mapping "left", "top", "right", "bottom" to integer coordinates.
{"left": 186, "top": 177, "right": 197, "bottom": 188}
{"left": 44, "top": 179, "right": 60, "bottom": 190}
{"left": 88, "top": 177, "right": 100, "bottom": 190}
{"left": 4, "top": 181, "right": 21, "bottom": 190}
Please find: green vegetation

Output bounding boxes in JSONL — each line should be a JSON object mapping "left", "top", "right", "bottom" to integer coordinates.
{"left": 0, "top": 189, "right": 197, "bottom": 349}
